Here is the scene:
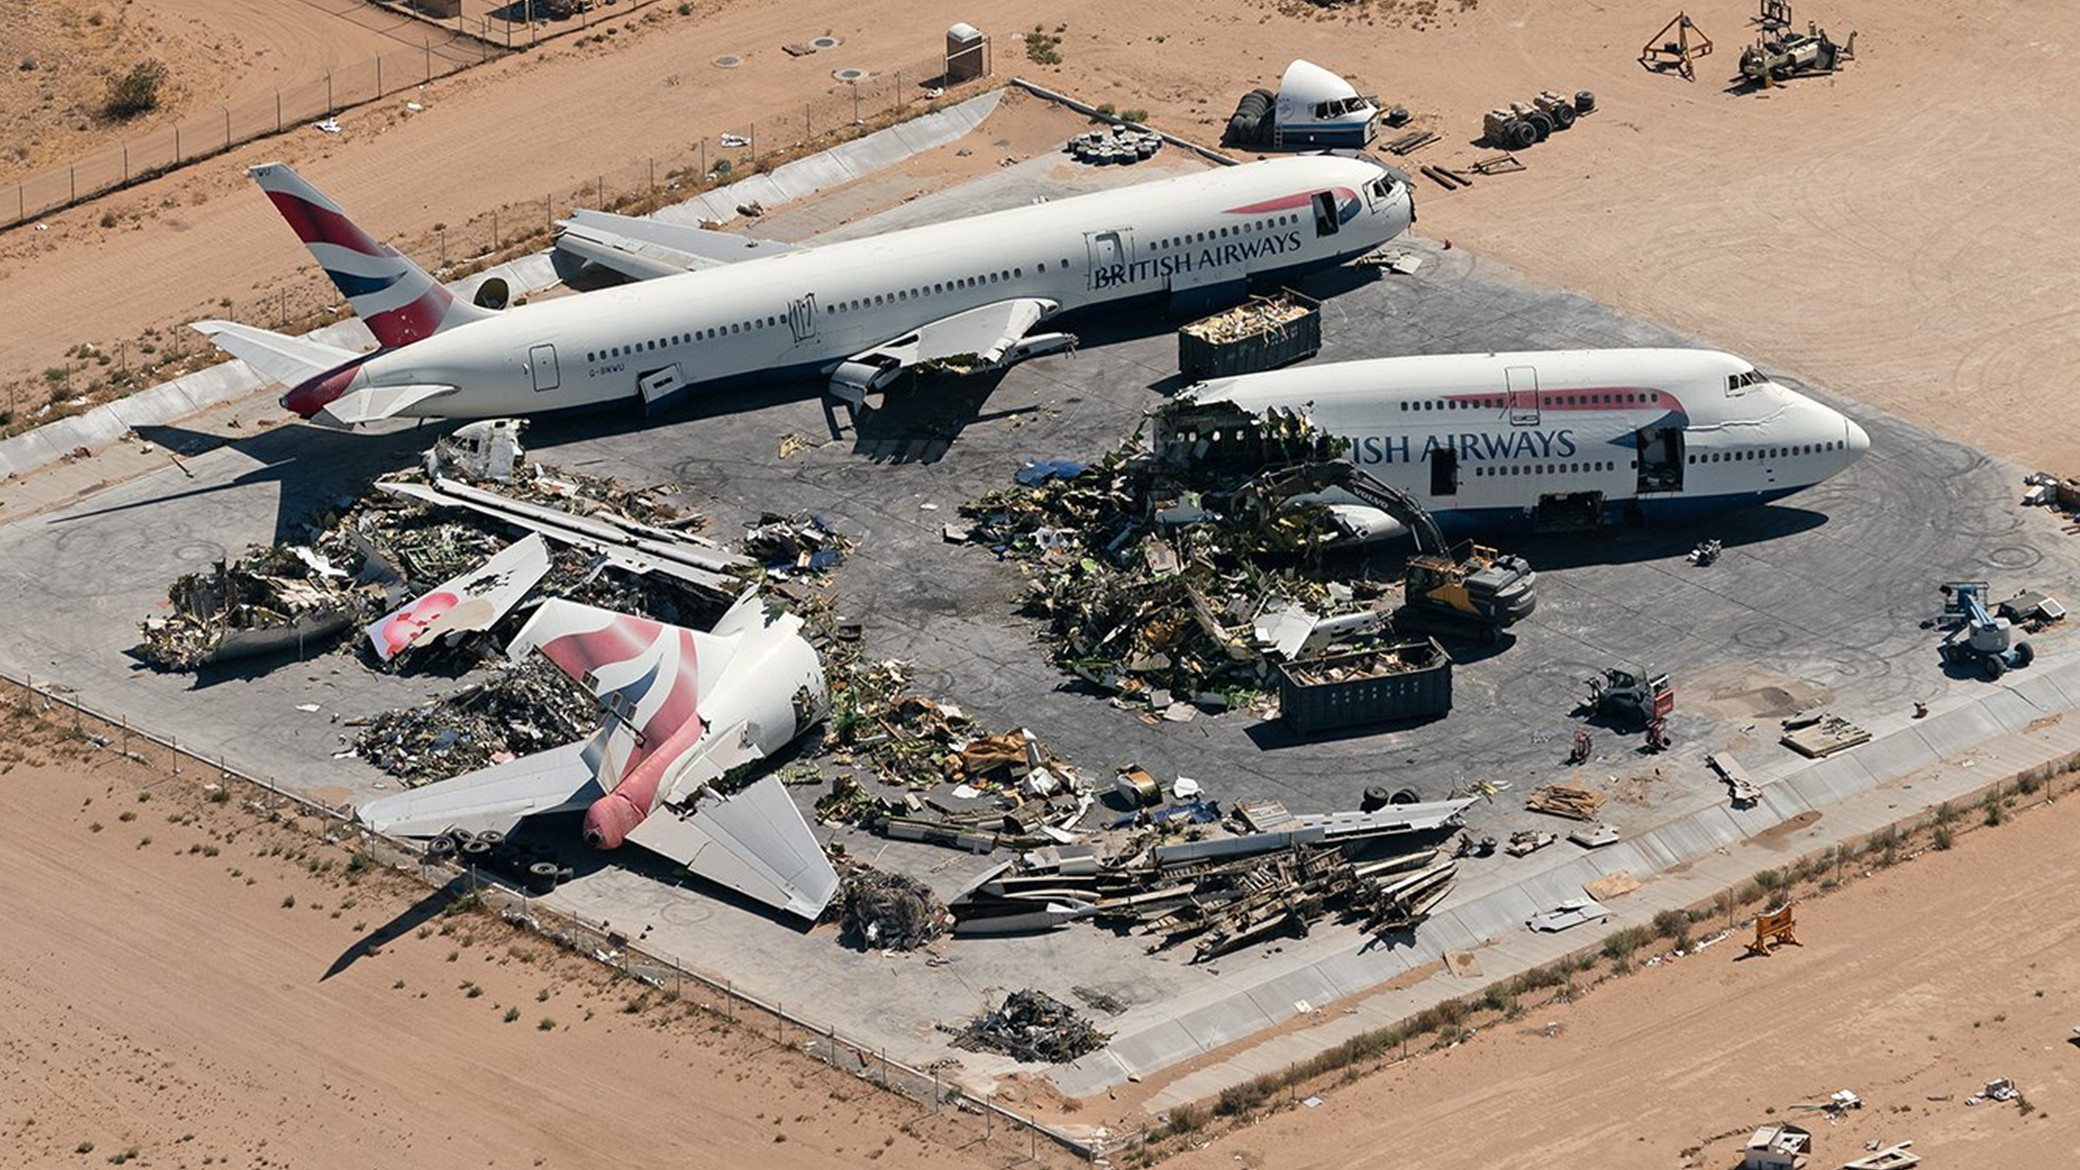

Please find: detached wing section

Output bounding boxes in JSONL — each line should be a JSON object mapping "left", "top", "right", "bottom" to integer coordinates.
{"left": 625, "top": 778, "right": 840, "bottom": 920}
{"left": 555, "top": 210, "right": 803, "bottom": 281}
{"left": 829, "top": 298, "right": 1074, "bottom": 405}
{"left": 357, "top": 741, "right": 600, "bottom": 838}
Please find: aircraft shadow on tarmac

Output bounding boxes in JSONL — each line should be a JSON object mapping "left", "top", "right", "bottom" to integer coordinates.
{"left": 1508, "top": 504, "right": 1831, "bottom": 569}
{"left": 70, "top": 421, "right": 433, "bottom": 546}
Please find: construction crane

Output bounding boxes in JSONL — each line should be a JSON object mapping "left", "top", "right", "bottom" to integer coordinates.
{"left": 1938, "top": 582, "right": 2035, "bottom": 680}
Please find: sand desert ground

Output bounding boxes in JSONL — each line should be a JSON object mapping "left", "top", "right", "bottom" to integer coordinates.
{"left": 0, "top": 700, "right": 1054, "bottom": 1170}
{"left": 1163, "top": 780, "right": 2080, "bottom": 1170}
{"left": 5, "top": 0, "right": 2080, "bottom": 1165}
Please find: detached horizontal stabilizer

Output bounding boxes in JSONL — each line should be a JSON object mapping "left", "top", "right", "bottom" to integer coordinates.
{"left": 191, "top": 319, "right": 359, "bottom": 387}
{"left": 624, "top": 775, "right": 839, "bottom": 920}
{"left": 356, "top": 741, "right": 599, "bottom": 839}
{"left": 555, "top": 210, "right": 802, "bottom": 281}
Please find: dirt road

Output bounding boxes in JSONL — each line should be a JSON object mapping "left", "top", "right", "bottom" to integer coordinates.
{"left": 0, "top": 707, "right": 1014, "bottom": 1170}
{"left": 1161, "top": 790, "right": 2080, "bottom": 1170}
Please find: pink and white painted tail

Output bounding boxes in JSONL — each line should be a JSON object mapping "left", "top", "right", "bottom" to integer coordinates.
{"left": 251, "top": 162, "right": 488, "bottom": 348}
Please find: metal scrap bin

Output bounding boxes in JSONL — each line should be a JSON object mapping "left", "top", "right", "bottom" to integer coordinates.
{"left": 1177, "top": 291, "right": 1322, "bottom": 380}
{"left": 1278, "top": 638, "right": 1452, "bottom": 733}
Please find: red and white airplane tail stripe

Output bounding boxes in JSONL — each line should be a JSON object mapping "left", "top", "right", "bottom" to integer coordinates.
{"left": 510, "top": 601, "right": 744, "bottom": 847}
{"left": 250, "top": 162, "right": 488, "bottom": 347}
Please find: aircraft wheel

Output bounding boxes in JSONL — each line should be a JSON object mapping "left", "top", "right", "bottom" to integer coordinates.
{"left": 1506, "top": 120, "right": 1538, "bottom": 150}
{"left": 1548, "top": 103, "right": 1577, "bottom": 130}
{"left": 526, "top": 862, "right": 560, "bottom": 895}
{"left": 462, "top": 839, "right": 493, "bottom": 860}
{"left": 425, "top": 836, "right": 456, "bottom": 861}
{"left": 1524, "top": 110, "right": 1554, "bottom": 141}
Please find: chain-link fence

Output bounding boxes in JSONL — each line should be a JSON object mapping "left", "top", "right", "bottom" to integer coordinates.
{"left": 2, "top": 0, "right": 706, "bottom": 232}
{"left": 0, "top": 665, "right": 1093, "bottom": 1166}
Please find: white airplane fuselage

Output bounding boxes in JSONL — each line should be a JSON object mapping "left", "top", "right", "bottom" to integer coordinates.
{"left": 1180, "top": 348, "right": 1870, "bottom": 533}
{"left": 287, "top": 156, "right": 1413, "bottom": 420}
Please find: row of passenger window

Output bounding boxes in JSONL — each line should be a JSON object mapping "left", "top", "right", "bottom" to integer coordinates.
{"left": 1470, "top": 461, "right": 1617, "bottom": 477}
{"left": 1152, "top": 213, "right": 1301, "bottom": 251}
{"left": 1399, "top": 392, "right": 1666, "bottom": 412}
{"left": 584, "top": 262, "right": 1077, "bottom": 362}
{"left": 1689, "top": 440, "right": 1843, "bottom": 464}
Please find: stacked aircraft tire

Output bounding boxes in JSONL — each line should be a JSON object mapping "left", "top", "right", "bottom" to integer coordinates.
{"left": 1066, "top": 128, "right": 1163, "bottom": 165}
{"left": 429, "top": 828, "right": 574, "bottom": 893}
{"left": 1225, "top": 87, "right": 1275, "bottom": 148}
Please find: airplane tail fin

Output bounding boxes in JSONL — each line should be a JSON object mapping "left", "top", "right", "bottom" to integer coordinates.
{"left": 250, "top": 162, "right": 490, "bottom": 348}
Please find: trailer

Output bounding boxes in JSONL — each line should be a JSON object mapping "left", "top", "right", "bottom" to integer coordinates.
{"left": 1177, "top": 291, "right": 1322, "bottom": 380}
{"left": 1279, "top": 638, "right": 1452, "bottom": 733}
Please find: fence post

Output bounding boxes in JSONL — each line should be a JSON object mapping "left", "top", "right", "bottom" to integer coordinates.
{"left": 492, "top": 209, "right": 499, "bottom": 249}
{"left": 425, "top": 39, "right": 432, "bottom": 83}
{"left": 70, "top": 165, "right": 76, "bottom": 204}
{"left": 896, "top": 70, "right": 903, "bottom": 113}
{"left": 596, "top": 175, "right": 603, "bottom": 207}
{"left": 648, "top": 157, "right": 655, "bottom": 192}
{"left": 377, "top": 57, "right": 384, "bottom": 98}
{"left": 327, "top": 72, "right": 334, "bottom": 115}
{"left": 123, "top": 145, "right": 129, "bottom": 184}
{"left": 171, "top": 733, "right": 179, "bottom": 774}
{"left": 224, "top": 106, "right": 231, "bottom": 151}
{"left": 174, "top": 125, "right": 181, "bottom": 165}
{"left": 276, "top": 91, "right": 282, "bottom": 133}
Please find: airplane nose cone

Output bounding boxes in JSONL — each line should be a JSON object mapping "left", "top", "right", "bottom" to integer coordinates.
{"left": 1844, "top": 416, "right": 1870, "bottom": 460}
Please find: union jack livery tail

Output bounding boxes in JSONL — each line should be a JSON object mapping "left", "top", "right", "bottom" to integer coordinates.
{"left": 250, "top": 162, "right": 488, "bottom": 348}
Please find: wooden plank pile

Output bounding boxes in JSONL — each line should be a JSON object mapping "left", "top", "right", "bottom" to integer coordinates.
{"left": 1526, "top": 784, "right": 1606, "bottom": 821}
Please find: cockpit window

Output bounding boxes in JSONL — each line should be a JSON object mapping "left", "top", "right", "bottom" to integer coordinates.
{"left": 1726, "top": 368, "right": 1768, "bottom": 395}
{"left": 1367, "top": 177, "right": 1395, "bottom": 199}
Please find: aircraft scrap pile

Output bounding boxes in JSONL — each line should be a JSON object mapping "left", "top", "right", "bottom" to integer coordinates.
{"left": 956, "top": 410, "right": 1405, "bottom": 718}
{"left": 140, "top": 539, "right": 389, "bottom": 669}
{"left": 138, "top": 424, "right": 742, "bottom": 671}
{"left": 943, "top": 989, "right": 1110, "bottom": 1064}
{"left": 809, "top": 655, "right": 1096, "bottom": 850}
{"left": 949, "top": 795, "right": 1472, "bottom": 959}
{"left": 350, "top": 657, "right": 599, "bottom": 786}
{"left": 837, "top": 866, "right": 950, "bottom": 952}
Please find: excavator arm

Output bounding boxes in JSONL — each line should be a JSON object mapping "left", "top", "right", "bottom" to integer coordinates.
{"left": 1230, "top": 459, "right": 1447, "bottom": 552}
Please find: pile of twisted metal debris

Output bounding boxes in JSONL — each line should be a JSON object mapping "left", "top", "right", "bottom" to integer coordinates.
{"left": 944, "top": 989, "right": 1110, "bottom": 1064}
{"left": 949, "top": 796, "right": 1473, "bottom": 959}
{"left": 957, "top": 403, "right": 1415, "bottom": 715}
{"left": 139, "top": 422, "right": 744, "bottom": 671}
{"left": 350, "top": 656, "right": 599, "bottom": 785}
{"left": 838, "top": 866, "right": 950, "bottom": 952}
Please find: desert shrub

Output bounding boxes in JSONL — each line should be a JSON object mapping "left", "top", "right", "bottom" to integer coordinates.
{"left": 104, "top": 61, "right": 168, "bottom": 120}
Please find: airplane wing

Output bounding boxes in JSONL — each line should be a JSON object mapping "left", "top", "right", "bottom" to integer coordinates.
{"left": 366, "top": 533, "right": 553, "bottom": 662}
{"left": 356, "top": 740, "right": 601, "bottom": 838}
{"left": 190, "top": 319, "right": 359, "bottom": 386}
{"left": 829, "top": 297, "right": 1075, "bottom": 404}
{"left": 554, "top": 209, "right": 803, "bottom": 281}
{"left": 624, "top": 776, "right": 840, "bottom": 919}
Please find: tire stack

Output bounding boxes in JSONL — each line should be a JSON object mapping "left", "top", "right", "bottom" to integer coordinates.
{"left": 426, "top": 827, "right": 574, "bottom": 895}
{"left": 1065, "top": 127, "right": 1164, "bottom": 166}
{"left": 1225, "top": 87, "right": 1275, "bottom": 148}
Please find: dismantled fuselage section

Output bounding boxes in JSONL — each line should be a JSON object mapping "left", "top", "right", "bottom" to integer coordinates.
{"left": 358, "top": 588, "right": 838, "bottom": 920}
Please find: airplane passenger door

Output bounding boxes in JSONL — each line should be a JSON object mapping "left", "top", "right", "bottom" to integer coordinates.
{"left": 528, "top": 344, "right": 560, "bottom": 393}
{"left": 1505, "top": 365, "right": 1540, "bottom": 426}
{"left": 638, "top": 365, "right": 685, "bottom": 414}
{"left": 1085, "top": 230, "right": 1132, "bottom": 291}
{"left": 1311, "top": 191, "right": 1341, "bottom": 237}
